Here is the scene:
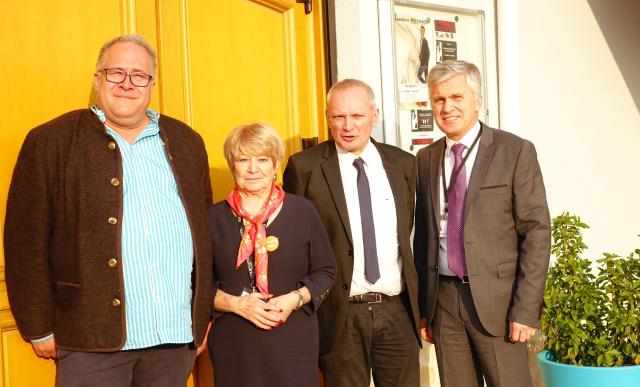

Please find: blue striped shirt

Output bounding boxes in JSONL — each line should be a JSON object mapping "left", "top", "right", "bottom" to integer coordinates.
{"left": 92, "top": 105, "right": 194, "bottom": 350}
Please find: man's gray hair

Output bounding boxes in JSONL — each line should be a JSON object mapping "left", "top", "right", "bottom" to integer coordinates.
{"left": 96, "top": 34, "right": 157, "bottom": 74}
{"left": 427, "top": 60, "right": 482, "bottom": 98}
{"left": 327, "top": 79, "right": 377, "bottom": 109}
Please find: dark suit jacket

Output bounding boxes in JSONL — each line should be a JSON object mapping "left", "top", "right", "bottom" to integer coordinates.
{"left": 414, "top": 123, "right": 551, "bottom": 336}
{"left": 283, "top": 139, "right": 420, "bottom": 354}
{"left": 419, "top": 37, "right": 430, "bottom": 67}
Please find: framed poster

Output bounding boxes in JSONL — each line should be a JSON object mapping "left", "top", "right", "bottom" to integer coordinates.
{"left": 378, "top": 0, "right": 498, "bottom": 153}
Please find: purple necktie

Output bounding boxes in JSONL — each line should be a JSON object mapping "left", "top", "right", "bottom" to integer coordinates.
{"left": 447, "top": 143, "right": 468, "bottom": 279}
{"left": 353, "top": 158, "right": 380, "bottom": 284}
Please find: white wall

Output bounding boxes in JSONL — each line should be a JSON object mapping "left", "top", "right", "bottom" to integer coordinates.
{"left": 515, "top": 0, "right": 640, "bottom": 259}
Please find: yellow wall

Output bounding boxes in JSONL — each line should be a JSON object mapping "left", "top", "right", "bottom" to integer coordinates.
{"left": 0, "top": 0, "right": 327, "bottom": 385}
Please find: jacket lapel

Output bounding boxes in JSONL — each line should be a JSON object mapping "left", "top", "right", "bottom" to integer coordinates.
{"left": 465, "top": 123, "right": 496, "bottom": 215}
{"left": 320, "top": 143, "right": 353, "bottom": 246}
{"left": 429, "top": 139, "right": 446, "bottom": 226}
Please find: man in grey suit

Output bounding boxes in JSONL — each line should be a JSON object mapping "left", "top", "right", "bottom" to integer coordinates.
{"left": 414, "top": 60, "right": 551, "bottom": 386}
{"left": 283, "top": 79, "right": 420, "bottom": 387}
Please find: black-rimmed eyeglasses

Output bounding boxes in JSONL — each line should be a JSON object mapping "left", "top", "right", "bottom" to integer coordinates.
{"left": 102, "top": 68, "right": 153, "bottom": 87}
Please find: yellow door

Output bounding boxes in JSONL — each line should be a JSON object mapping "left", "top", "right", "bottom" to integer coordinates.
{"left": 0, "top": 0, "right": 327, "bottom": 385}
{"left": 177, "top": 0, "right": 328, "bottom": 200}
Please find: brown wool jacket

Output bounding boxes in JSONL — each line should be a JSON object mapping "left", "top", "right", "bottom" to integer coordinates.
{"left": 4, "top": 109, "right": 213, "bottom": 352}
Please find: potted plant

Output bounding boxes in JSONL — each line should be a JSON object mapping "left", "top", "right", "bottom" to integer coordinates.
{"left": 537, "top": 212, "right": 640, "bottom": 386}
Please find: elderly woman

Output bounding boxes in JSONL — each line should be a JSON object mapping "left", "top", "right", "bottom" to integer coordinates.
{"left": 208, "top": 123, "right": 336, "bottom": 387}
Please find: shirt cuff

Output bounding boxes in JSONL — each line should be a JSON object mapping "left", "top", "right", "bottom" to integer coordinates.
{"left": 31, "top": 334, "right": 54, "bottom": 343}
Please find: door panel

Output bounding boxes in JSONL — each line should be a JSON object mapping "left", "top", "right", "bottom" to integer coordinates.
{"left": 187, "top": 0, "right": 299, "bottom": 199}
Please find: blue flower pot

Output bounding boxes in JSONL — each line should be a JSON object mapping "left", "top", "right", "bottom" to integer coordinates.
{"left": 537, "top": 350, "right": 640, "bottom": 387}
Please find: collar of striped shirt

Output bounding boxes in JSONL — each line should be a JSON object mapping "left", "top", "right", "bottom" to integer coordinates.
{"left": 90, "top": 105, "right": 160, "bottom": 125}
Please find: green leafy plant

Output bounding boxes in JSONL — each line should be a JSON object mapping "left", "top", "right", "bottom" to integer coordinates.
{"left": 540, "top": 212, "right": 640, "bottom": 367}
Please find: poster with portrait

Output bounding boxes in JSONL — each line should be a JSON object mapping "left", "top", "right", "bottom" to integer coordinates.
{"left": 394, "top": 4, "right": 487, "bottom": 154}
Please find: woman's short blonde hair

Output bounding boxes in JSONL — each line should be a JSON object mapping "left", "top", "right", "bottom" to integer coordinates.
{"left": 223, "top": 122, "right": 285, "bottom": 171}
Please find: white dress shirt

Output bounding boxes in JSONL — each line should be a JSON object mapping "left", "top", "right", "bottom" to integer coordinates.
{"left": 438, "top": 121, "right": 482, "bottom": 276}
{"left": 336, "top": 141, "right": 404, "bottom": 296}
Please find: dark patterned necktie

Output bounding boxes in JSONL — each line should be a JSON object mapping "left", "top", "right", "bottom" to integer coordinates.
{"left": 353, "top": 158, "right": 380, "bottom": 284}
{"left": 447, "top": 143, "right": 468, "bottom": 279}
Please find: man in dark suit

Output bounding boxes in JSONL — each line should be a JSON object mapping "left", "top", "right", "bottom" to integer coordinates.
{"left": 283, "top": 79, "right": 420, "bottom": 387}
{"left": 414, "top": 60, "right": 550, "bottom": 386}
{"left": 416, "top": 25, "right": 430, "bottom": 83}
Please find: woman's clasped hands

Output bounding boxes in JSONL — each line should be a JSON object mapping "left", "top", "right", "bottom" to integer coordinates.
{"left": 232, "top": 291, "right": 301, "bottom": 330}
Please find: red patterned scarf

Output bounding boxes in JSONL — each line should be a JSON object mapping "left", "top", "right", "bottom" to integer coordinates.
{"left": 226, "top": 183, "right": 285, "bottom": 297}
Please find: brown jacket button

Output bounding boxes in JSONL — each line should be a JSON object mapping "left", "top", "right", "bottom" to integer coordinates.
{"left": 110, "top": 178, "right": 120, "bottom": 187}
{"left": 112, "top": 299, "right": 121, "bottom": 306}
{"left": 108, "top": 217, "right": 117, "bottom": 224}
{"left": 108, "top": 258, "right": 117, "bottom": 267}
{"left": 108, "top": 142, "right": 116, "bottom": 150}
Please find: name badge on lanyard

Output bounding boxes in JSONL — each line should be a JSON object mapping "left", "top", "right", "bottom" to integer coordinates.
{"left": 237, "top": 216, "right": 261, "bottom": 294}
{"left": 438, "top": 127, "right": 482, "bottom": 239}
{"left": 438, "top": 221, "right": 447, "bottom": 238}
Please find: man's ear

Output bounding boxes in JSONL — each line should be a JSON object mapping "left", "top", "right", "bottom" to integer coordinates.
{"left": 475, "top": 95, "right": 483, "bottom": 112}
{"left": 93, "top": 72, "right": 100, "bottom": 91}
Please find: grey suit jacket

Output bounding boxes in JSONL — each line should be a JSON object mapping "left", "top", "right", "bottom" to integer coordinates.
{"left": 414, "top": 123, "right": 551, "bottom": 336}
{"left": 283, "top": 139, "right": 420, "bottom": 354}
